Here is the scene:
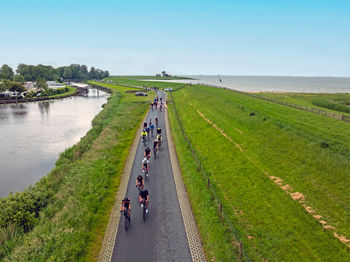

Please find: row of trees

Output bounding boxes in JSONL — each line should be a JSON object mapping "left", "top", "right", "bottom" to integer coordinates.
{"left": 0, "top": 64, "right": 110, "bottom": 82}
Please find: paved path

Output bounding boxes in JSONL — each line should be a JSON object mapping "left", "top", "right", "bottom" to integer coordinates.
{"left": 112, "top": 92, "right": 192, "bottom": 262}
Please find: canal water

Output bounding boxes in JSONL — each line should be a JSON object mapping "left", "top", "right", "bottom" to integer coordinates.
{"left": 0, "top": 88, "right": 109, "bottom": 197}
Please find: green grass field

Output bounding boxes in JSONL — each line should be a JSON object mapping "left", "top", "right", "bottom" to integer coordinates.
{"left": 167, "top": 84, "right": 350, "bottom": 261}
{"left": 105, "top": 76, "right": 188, "bottom": 91}
{"left": 255, "top": 92, "right": 350, "bottom": 117}
{"left": 0, "top": 82, "right": 150, "bottom": 261}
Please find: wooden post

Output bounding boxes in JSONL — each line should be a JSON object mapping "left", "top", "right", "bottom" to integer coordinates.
{"left": 238, "top": 242, "right": 242, "bottom": 258}
{"left": 207, "top": 178, "right": 210, "bottom": 188}
{"left": 219, "top": 203, "right": 222, "bottom": 214}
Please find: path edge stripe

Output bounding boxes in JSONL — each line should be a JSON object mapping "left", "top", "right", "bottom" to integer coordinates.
{"left": 165, "top": 104, "right": 207, "bottom": 262}
{"left": 98, "top": 111, "right": 149, "bottom": 262}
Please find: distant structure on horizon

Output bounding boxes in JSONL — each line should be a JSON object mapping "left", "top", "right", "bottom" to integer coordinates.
{"left": 156, "top": 71, "right": 171, "bottom": 77}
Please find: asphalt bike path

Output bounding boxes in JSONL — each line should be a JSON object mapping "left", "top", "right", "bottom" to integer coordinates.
{"left": 112, "top": 92, "right": 192, "bottom": 261}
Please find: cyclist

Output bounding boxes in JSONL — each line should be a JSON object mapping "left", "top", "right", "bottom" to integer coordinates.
{"left": 156, "top": 127, "right": 161, "bottom": 136}
{"left": 149, "top": 118, "right": 152, "bottom": 127}
{"left": 141, "top": 129, "right": 147, "bottom": 145}
{"left": 139, "top": 189, "right": 149, "bottom": 213}
{"left": 157, "top": 134, "right": 162, "bottom": 149}
{"left": 136, "top": 175, "right": 144, "bottom": 191}
{"left": 120, "top": 197, "right": 131, "bottom": 221}
{"left": 150, "top": 101, "right": 154, "bottom": 111}
{"left": 155, "top": 116, "right": 159, "bottom": 128}
{"left": 150, "top": 123, "right": 155, "bottom": 137}
{"left": 153, "top": 139, "right": 158, "bottom": 155}
{"left": 143, "top": 121, "right": 148, "bottom": 129}
{"left": 146, "top": 126, "right": 150, "bottom": 140}
{"left": 144, "top": 147, "right": 151, "bottom": 159}
{"left": 159, "top": 102, "right": 162, "bottom": 111}
{"left": 142, "top": 157, "right": 149, "bottom": 173}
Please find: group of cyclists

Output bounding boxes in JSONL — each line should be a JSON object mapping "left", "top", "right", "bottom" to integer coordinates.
{"left": 151, "top": 96, "right": 164, "bottom": 111}
{"left": 120, "top": 94, "right": 165, "bottom": 224}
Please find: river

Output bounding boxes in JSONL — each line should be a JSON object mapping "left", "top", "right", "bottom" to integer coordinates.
{"left": 0, "top": 88, "right": 109, "bottom": 197}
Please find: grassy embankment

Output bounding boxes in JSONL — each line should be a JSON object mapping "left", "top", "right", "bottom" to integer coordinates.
{"left": 0, "top": 82, "right": 150, "bottom": 261}
{"left": 255, "top": 92, "right": 350, "bottom": 117}
{"left": 166, "top": 84, "right": 350, "bottom": 261}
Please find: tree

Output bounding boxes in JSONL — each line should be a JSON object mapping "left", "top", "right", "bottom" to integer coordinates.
{"left": 0, "top": 81, "right": 6, "bottom": 92}
{"left": 1, "top": 79, "right": 12, "bottom": 90}
{"left": 13, "top": 74, "right": 25, "bottom": 84}
{"left": 0, "top": 64, "right": 14, "bottom": 80}
{"left": 88, "top": 67, "right": 97, "bottom": 79}
{"left": 81, "top": 65, "right": 88, "bottom": 80}
{"left": 63, "top": 67, "right": 72, "bottom": 80}
{"left": 36, "top": 77, "right": 48, "bottom": 91}
{"left": 9, "top": 82, "right": 25, "bottom": 92}
{"left": 16, "top": 63, "right": 27, "bottom": 74}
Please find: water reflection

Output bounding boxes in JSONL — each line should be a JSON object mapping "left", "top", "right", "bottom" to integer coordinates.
{"left": 0, "top": 88, "right": 109, "bottom": 197}
{"left": 10, "top": 104, "right": 28, "bottom": 117}
{"left": 38, "top": 101, "right": 51, "bottom": 115}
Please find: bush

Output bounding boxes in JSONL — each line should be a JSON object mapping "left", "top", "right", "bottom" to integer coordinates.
{"left": 0, "top": 189, "right": 52, "bottom": 232}
{"left": 312, "top": 98, "right": 350, "bottom": 114}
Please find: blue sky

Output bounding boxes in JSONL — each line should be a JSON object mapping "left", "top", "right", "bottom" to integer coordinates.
{"left": 0, "top": 0, "right": 349, "bottom": 76}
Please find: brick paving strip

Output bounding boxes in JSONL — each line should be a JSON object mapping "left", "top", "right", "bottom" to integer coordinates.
{"left": 164, "top": 104, "right": 207, "bottom": 262}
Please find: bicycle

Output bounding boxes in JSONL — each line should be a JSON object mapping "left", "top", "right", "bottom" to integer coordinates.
{"left": 142, "top": 136, "right": 147, "bottom": 146}
{"left": 121, "top": 209, "right": 130, "bottom": 231}
{"left": 153, "top": 147, "right": 157, "bottom": 159}
{"left": 143, "top": 169, "right": 149, "bottom": 180}
{"left": 136, "top": 183, "right": 144, "bottom": 194}
{"left": 158, "top": 140, "right": 162, "bottom": 150}
{"left": 141, "top": 198, "right": 147, "bottom": 221}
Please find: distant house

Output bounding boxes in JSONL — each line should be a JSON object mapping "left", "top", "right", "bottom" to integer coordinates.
{"left": 24, "top": 82, "right": 35, "bottom": 89}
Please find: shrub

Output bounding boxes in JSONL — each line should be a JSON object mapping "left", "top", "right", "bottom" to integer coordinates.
{"left": 0, "top": 189, "right": 52, "bottom": 232}
{"left": 312, "top": 98, "right": 350, "bottom": 114}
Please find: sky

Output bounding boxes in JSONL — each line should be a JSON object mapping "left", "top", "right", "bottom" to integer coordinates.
{"left": 0, "top": 0, "right": 349, "bottom": 76}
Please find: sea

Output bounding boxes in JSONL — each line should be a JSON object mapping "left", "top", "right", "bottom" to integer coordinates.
{"left": 143, "top": 75, "right": 350, "bottom": 93}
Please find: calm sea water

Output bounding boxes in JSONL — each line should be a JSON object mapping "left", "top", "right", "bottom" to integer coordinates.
{"left": 0, "top": 88, "right": 108, "bottom": 197}
{"left": 143, "top": 75, "right": 350, "bottom": 93}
